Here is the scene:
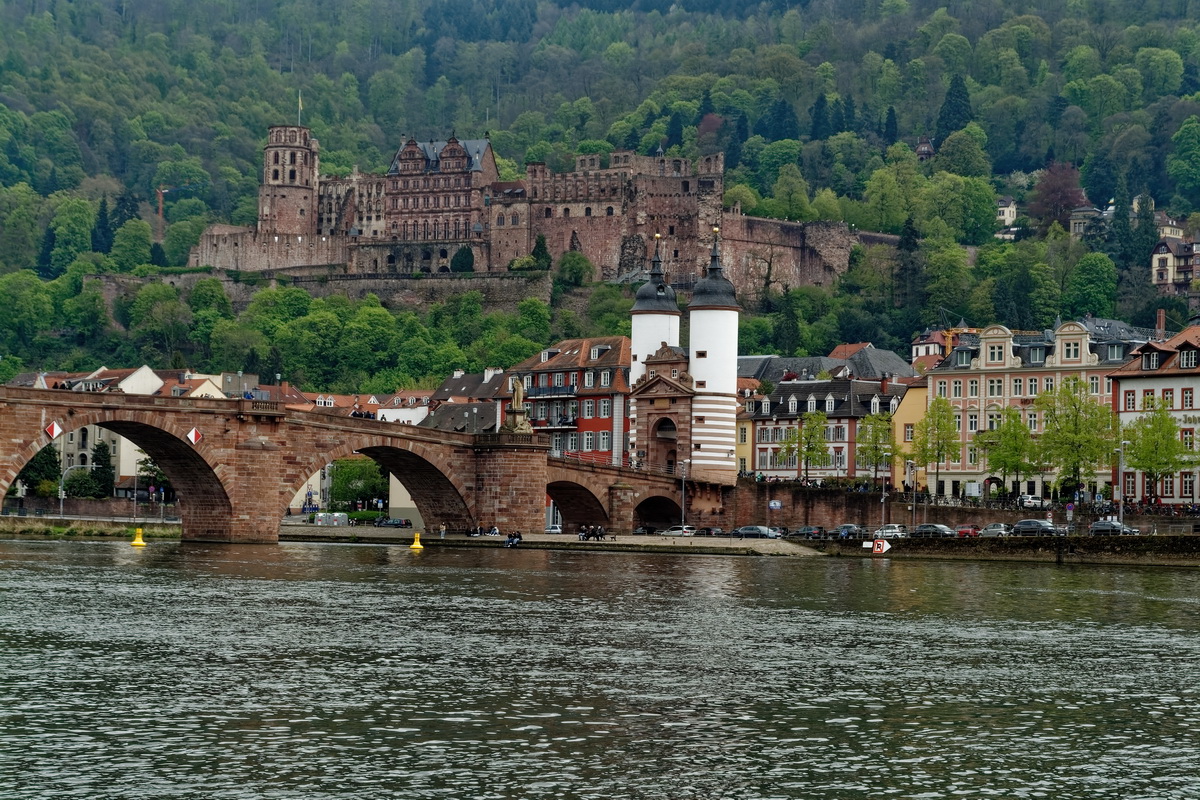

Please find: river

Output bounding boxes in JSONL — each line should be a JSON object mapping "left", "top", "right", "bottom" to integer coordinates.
{"left": 1, "top": 539, "right": 1198, "bottom": 799}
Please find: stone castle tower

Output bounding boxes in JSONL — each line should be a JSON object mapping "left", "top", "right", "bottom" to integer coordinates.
{"left": 259, "top": 125, "right": 319, "bottom": 236}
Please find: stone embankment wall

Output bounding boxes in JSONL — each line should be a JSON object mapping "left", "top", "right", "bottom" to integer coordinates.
{"left": 817, "top": 536, "right": 1200, "bottom": 566}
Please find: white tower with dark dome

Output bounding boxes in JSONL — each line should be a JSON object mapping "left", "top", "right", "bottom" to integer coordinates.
{"left": 685, "top": 228, "right": 740, "bottom": 478}
{"left": 630, "top": 234, "right": 680, "bottom": 384}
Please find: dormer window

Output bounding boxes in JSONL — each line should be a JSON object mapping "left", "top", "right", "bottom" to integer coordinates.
{"left": 956, "top": 350, "right": 971, "bottom": 367}
{"left": 1064, "top": 341, "right": 1081, "bottom": 360}
{"left": 825, "top": 396, "right": 835, "bottom": 412}
{"left": 988, "top": 344, "right": 1004, "bottom": 363}
{"left": 871, "top": 396, "right": 880, "bottom": 414}
{"left": 1181, "top": 350, "right": 1198, "bottom": 369}
{"left": 1108, "top": 344, "right": 1124, "bottom": 360}
{"left": 601, "top": 370, "right": 611, "bottom": 387}
{"left": 788, "top": 396, "right": 798, "bottom": 413}
{"left": 761, "top": 399, "right": 770, "bottom": 414}
{"left": 1029, "top": 347, "right": 1045, "bottom": 364}
{"left": 590, "top": 347, "right": 599, "bottom": 360}
{"left": 1143, "top": 352, "right": 1160, "bottom": 370}
{"left": 584, "top": 372, "right": 595, "bottom": 387}
{"left": 807, "top": 397, "right": 817, "bottom": 412}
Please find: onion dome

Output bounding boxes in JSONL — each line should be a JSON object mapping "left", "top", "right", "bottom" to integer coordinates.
{"left": 687, "top": 228, "right": 739, "bottom": 310}
{"left": 632, "top": 234, "right": 680, "bottom": 314}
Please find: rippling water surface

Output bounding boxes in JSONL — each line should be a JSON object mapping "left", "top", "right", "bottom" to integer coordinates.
{"left": 1, "top": 539, "right": 1199, "bottom": 799}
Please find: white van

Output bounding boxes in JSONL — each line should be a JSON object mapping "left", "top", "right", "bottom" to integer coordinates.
{"left": 314, "top": 512, "right": 349, "bottom": 527}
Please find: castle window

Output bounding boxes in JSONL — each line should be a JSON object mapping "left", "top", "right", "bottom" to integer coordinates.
{"left": 272, "top": 169, "right": 279, "bottom": 180}
{"left": 290, "top": 152, "right": 296, "bottom": 165}
{"left": 273, "top": 152, "right": 279, "bottom": 164}
{"left": 511, "top": 214, "right": 519, "bottom": 225}
{"left": 585, "top": 207, "right": 592, "bottom": 216}
{"left": 606, "top": 207, "right": 614, "bottom": 216}
{"left": 289, "top": 169, "right": 296, "bottom": 181}
{"left": 563, "top": 208, "right": 570, "bottom": 218}
{"left": 683, "top": 180, "right": 690, "bottom": 192}
{"left": 497, "top": 214, "right": 505, "bottom": 226}
{"left": 545, "top": 207, "right": 552, "bottom": 218}
{"left": 669, "top": 225, "right": 675, "bottom": 235}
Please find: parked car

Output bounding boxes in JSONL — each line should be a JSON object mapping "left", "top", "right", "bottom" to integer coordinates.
{"left": 663, "top": 525, "right": 697, "bottom": 536}
{"left": 1012, "top": 518, "right": 1060, "bottom": 536}
{"left": 633, "top": 526, "right": 654, "bottom": 535}
{"left": 979, "top": 522, "right": 1012, "bottom": 538}
{"left": 1088, "top": 519, "right": 1138, "bottom": 536}
{"left": 544, "top": 524, "right": 563, "bottom": 534}
{"left": 1019, "top": 494, "right": 1050, "bottom": 509}
{"left": 696, "top": 526, "right": 724, "bottom": 536}
{"left": 873, "top": 523, "right": 908, "bottom": 538}
{"left": 768, "top": 526, "right": 786, "bottom": 539}
{"left": 373, "top": 517, "right": 412, "bottom": 528}
{"left": 955, "top": 524, "right": 981, "bottom": 537}
{"left": 786, "top": 525, "right": 825, "bottom": 539}
{"left": 833, "top": 523, "right": 868, "bottom": 539}
{"left": 734, "top": 525, "right": 771, "bottom": 538}
{"left": 913, "top": 523, "right": 956, "bottom": 538}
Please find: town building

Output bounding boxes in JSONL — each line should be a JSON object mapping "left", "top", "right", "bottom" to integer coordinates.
{"left": 1150, "top": 238, "right": 1195, "bottom": 297}
{"left": 500, "top": 336, "right": 633, "bottom": 466}
{"left": 1108, "top": 317, "right": 1200, "bottom": 505}
{"left": 924, "top": 317, "right": 1161, "bottom": 499}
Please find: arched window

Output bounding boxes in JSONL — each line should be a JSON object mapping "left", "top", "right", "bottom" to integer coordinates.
{"left": 606, "top": 206, "right": 614, "bottom": 216}
{"left": 272, "top": 169, "right": 280, "bottom": 180}
{"left": 290, "top": 152, "right": 297, "bottom": 165}
{"left": 511, "top": 214, "right": 519, "bottom": 225}
{"left": 584, "top": 207, "right": 592, "bottom": 217}
{"left": 273, "top": 152, "right": 279, "bottom": 164}
{"left": 563, "top": 208, "right": 570, "bottom": 218}
{"left": 497, "top": 214, "right": 505, "bottom": 226}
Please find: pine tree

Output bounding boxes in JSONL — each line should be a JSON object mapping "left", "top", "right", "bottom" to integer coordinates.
{"left": 843, "top": 94, "right": 857, "bottom": 132}
{"left": 90, "top": 441, "right": 115, "bottom": 498}
{"left": 531, "top": 234, "right": 552, "bottom": 270}
{"left": 150, "top": 242, "right": 168, "bottom": 266}
{"left": 829, "top": 98, "right": 846, "bottom": 134}
{"left": 36, "top": 226, "right": 56, "bottom": 279}
{"left": 697, "top": 89, "right": 714, "bottom": 122}
{"left": 1110, "top": 173, "right": 1132, "bottom": 267}
{"left": 112, "top": 192, "right": 140, "bottom": 229}
{"left": 883, "top": 106, "right": 898, "bottom": 145}
{"left": 935, "top": 74, "right": 972, "bottom": 143}
{"left": 895, "top": 216, "right": 923, "bottom": 309}
{"left": 665, "top": 111, "right": 684, "bottom": 148}
{"left": 91, "top": 197, "right": 114, "bottom": 254}
{"left": 809, "top": 94, "right": 830, "bottom": 141}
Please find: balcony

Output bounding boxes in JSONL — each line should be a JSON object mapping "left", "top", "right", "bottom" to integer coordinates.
{"left": 535, "top": 416, "right": 578, "bottom": 430}
{"left": 528, "top": 385, "right": 577, "bottom": 398}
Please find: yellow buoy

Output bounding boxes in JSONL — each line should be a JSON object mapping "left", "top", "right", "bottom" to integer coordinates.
{"left": 131, "top": 527, "right": 146, "bottom": 547}
{"left": 409, "top": 530, "right": 424, "bottom": 550}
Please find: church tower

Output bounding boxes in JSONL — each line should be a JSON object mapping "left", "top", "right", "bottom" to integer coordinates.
{"left": 258, "top": 125, "right": 319, "bottom": 236}
{"left": 685, "top": 228, "right": 740, "bottom": 479}
{"left": 630, "top": 234, "right": 681, "bottom": 384}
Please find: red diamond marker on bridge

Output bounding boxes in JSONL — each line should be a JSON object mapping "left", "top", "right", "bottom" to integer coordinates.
{"left": 186, "top": 427, "right": 203, "bottom": 446}
{"left": 44, "top": 421, "right": 62, "bottom": 439}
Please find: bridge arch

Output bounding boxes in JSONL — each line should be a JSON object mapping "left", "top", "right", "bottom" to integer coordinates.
{"left": 4, "top": 409, "right": 232, "bottom": 540}
{"left": 290, "top": 432, "right": 476, "bottom": 533}
{"left": 546, "top": 480, "right": 608, "bottom": 533}
{"left": 634, "top": 492, "right": 682, "bottom": 533}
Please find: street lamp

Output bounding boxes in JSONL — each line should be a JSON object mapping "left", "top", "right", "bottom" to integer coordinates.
{"left": 681, "top": 459, "right": 691, "bottom": 527}
{"left": 880, "top": 452, "right": 891, "bottom": 529}
{"left": 1116, "top": 439, "right": 1130, "bottom": 529}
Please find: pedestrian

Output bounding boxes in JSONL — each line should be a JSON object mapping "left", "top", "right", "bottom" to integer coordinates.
{"left": 439, "top": 522, "right": 446, "bottom": 539}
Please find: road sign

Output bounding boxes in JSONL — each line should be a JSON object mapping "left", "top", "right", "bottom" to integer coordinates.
{"left": 872, "top": 539, "right": 892, "bottom": 554}
{"left": 45, "top": 421, "right": 62, "bottom": 439}
{"left": 768, "top": 500, "right": 782, "bottom": 510}
{"left": 1066, "top": 503, "right": 1075, "bottom": 511}
{"left": 1045, "top": 511, "right": 1053, "bottom": 521}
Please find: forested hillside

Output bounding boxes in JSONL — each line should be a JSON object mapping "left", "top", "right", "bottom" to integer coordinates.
{"left": 2, "top": 0, "right": 1200, "bottom": 389}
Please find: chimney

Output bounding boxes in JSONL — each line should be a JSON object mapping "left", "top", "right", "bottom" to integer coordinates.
{"left": 1157, "top": 308, "right": 1167, "bottom": 340}
{"left": 880, "top": 373, "right": 889, "bottom": 394}
{"left": 453, "top": 369, "right": 465, "bottom": 379}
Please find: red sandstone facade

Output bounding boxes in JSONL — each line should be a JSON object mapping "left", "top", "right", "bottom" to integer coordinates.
{"left": 192, "top": 125, "right": 856, "bottom": 301}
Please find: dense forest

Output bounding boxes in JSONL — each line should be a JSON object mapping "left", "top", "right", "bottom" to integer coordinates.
{"left": 3, "top": 0, "right": 1200, "bottom": 390}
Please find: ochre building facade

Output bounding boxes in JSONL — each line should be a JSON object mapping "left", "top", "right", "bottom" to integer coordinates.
{"left": 192, "top": 125, "right": 854, "bottom": 299}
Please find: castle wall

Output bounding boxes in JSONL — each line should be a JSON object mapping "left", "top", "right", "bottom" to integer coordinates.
{"left": 192, "top": 229, "right": 350, "bottom": 272}
{"left": 720, "top": 214, "right": 855, "bottom": 305}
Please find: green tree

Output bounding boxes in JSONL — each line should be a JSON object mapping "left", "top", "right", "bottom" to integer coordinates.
{"left": 90, "top": 440, "right": 115, "bottom": 498}
{"left": 63, "top": 468, "right": 100, "bottom": 499}
{"left": 1124, "top": 396, "right": 1193, "bottom": 502}
{"left": 49, "top": 198, "right": 95, "bottom": 279}
{"left": 857, "top": 412, "right": 894, "bottom": 487}
{"left": 912, "top": 396, "right": 957, "bottom": 498}
{"left": 935, "top": 74, "right": 973, "bottom": 143}
{"left": 91, "top": 197, "right": 114, "bottom": 254}
{"left": 1034, "top": 375, "right": 1114, "bottom": 496}
{"left": 931, "top": 128, "right": 991, "bottom": 177}
{"left": 15, "top": 443, "right": 60, "bottom": 498}
{"left": 330, "top": 456, "right": 389, "bottom": 511}
{"left": 1063, "top": 252, "right": 1118, "bottom": 318}
{"left": 556, "top": 251, "right": 594, "bottom": 287}
{"left": 531, "top": 235, "right": 552, "bottom": 270}
{"left": 787, "top": 410, "right": 829, "bottom": 482}
{"left": 188, "top": 277, "right": 233, "bottom": 318}
{"left": 769, "top": 164, "right": 812, "bottom": 220}
{"left": 975, "top": 407, "right": 1033, "bottom": 496}
{"left": 109, "top": 219, "right": 153, "bottom": 272}
{"left": 450, "top": 245, "right": 475, "bottom": 273}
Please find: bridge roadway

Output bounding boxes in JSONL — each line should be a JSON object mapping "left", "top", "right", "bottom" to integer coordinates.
{"left": 0, "top": 386, "right": 729, "bottom": 543}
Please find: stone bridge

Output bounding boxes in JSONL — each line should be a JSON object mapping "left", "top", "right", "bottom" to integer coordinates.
{"left": 0, "top": 387, "right": 717, "bottom": 543}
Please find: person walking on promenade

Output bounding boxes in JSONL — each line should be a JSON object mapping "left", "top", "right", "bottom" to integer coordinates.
{"left": 439, "top": 522, "right": 446, "bottom": 539}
